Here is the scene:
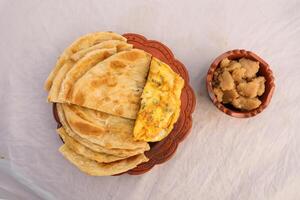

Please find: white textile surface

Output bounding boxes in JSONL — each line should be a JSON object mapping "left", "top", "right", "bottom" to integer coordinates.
{"left": 0, "top": 0, "right": 300, "bottom": 199}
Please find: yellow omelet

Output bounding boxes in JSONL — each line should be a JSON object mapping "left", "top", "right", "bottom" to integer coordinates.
{"left": 133, "top": 57, "right": 184, "bottom": 142}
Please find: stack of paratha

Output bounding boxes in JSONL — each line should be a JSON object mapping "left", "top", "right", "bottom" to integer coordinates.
{"left": 45, "top": 32, "right": 185, "bottom": 176}
{"left": 45, "top": 32, "right": 151, "bottom": 176}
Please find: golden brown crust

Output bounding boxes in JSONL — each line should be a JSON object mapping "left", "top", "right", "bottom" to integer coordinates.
{"left": 44, "top": 32, "right": 127, "bottom": 91}
{"left": 61, "top": 103, "right": 149, "bottom": 150}
{"left": 58, "top": 48, "right": 117, "bottom": 101}
{"left": 57, "top": 127, "right": 125, "bottom": 163}
{"left": 56, "top": 103, "right": 149, "bottom": 157}
{"left": 59, "top": 144, "right": 148, "bottom": 176}
{"left": 67, "top": 49, "right": 151, "bottom": 119}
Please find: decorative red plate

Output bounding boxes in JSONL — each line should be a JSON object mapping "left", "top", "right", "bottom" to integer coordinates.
{"left": 53, "top": 33, "right": 196, "bottom": 175}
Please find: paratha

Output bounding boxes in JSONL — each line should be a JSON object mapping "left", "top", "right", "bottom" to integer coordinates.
{"left": 70, "top": 40, "right": 133, "bottom": 61}
{"left": 49, "top": 48, "right": 117, "bottom": 102}
{"left": 56, "top": 48, "right": 119, "bottom": 102}
{"left": 57, "top": 127, "right": 125, "bottom": 163}
{"left": 60, "top": 103, "right": 149, "bottom": 150}
{"left": 59, "top": 49, "right": 151, "bottom": 119}
{"left": 45, "top": 32, "right": 127, "bottom": 91}
{"left": 56, "top": 103, "right": 149, "bottom": 157}
{"left": 59, "top": 144, "right": 148, "bottom": 176}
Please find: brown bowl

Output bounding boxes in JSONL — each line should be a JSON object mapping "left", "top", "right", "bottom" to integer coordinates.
{"left": 206, "top": 49, "right": 275, "bottom": 118}
{"left": 53, "top": 33, "right": 196, "bottom": 175}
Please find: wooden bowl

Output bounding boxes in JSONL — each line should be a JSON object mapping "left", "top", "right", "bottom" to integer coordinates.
{"left": 206, "top": 49, "right": 275, "bottom": 118}
{"left": 53, "top": 33, "right": 196, "bottom": 175}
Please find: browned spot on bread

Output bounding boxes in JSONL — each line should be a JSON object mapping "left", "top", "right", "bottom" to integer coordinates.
{"left": 107, "top": 76, "right": 118, "bottom": 87}
{"left": 66, "top": 104, "right": 76, "bottom": 111}
{"left": 105, "top": 143, "right": 112, "bottom": 148}
{"left": 94, "top": 111, "right": 109, "bottom": 119}
{"left": 74, "top": 92, "right": 85, "bottom": 105}
{"left": 116, "top": 44, "right": 129, "bottom": 51}
{"left": 104, "top": 96, "right": 111, "bottom": 102}
{"left": 110, "top": 60, "right": 127, "bottom": 69}
{"left": 127, "top": 93, "right": 139, "bottom": 104}
{"left": 103, "top": 51, "right": 113, "bottom": 59}
{"left": 134, "top": 93, "right": 141, "bottom": 97}
{"left": 90, "top": 78, "right": 104, "bottom": 88}
{"left": 129, "top": 99, "right": 139, "bottom": 105}
{"left": 65, "top": 84, "right": 74, "bottom": 99}
{"left": 120, "top": 51, "right": 142, "bottom": 62}
{"left": 116, "top": 45, "right": 123, "bottom": 51}
{"left": 71, "top": 120, "right": 106, "bottom": 136}
{"left": 115, "top": 106, "right": 124, "bottom": 116}
{"left": 90, "top": 75, "right": 118, "bottom": 88}
{"left": 113, "top": 100, "right": 119, "bottom": 104}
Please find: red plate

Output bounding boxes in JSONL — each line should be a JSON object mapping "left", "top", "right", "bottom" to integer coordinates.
{"left": 53, "top": 33, "right": 196, "bottom": 175}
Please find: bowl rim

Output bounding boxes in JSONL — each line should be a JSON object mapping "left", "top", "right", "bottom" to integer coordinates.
{"left": 206, "top": 49, "right": 275, "bottom": 118}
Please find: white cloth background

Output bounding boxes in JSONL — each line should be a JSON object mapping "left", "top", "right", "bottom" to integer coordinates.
{"left": 0, "top": 0, "right": 300, "bottom": 199}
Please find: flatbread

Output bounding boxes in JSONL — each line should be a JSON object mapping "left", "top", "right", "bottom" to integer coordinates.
{"left": 70, "top": 40, "right": 133, "bottom": 61}
{"left": 60, "top": 103, "right": 149, "bottom": 150}
{"left": 57, "top": 127, "right": 125, "bottom": 163}
{"left": 45, "top": 32, "right": 126, "bottom": 91}
{"left": 49, "top": 48, "right": 117, "bottom": 102}
{"left": 45, "top": 32, "right": 153, "bottom": 176}
{"left": 56, "top": 103, "right": 149, "bottom": 157}
{"left": 59, "top": 144, "right": 148, "bottom": 176}
{"left": 56, "top": 48, "right": 118, "bottom": 102}
{"left": 61, "top": 49, "right": 151, "bottom": 119}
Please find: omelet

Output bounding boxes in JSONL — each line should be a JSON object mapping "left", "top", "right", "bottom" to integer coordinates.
{"left": 133, "top": 57, "right": 184, "bottom": 142}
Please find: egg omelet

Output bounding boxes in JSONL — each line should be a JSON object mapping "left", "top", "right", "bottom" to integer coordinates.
{"left": 133, "top": 57, "right": 184, "bottom": 142}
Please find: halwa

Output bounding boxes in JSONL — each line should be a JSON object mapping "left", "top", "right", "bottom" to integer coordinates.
{"left": 212, "top": 58, "right": 266, "bottom": 111}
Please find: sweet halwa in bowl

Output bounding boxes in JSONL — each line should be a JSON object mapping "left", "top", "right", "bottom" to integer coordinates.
{"left": 206, "top": 49, "right": 275, "bottom": 118}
